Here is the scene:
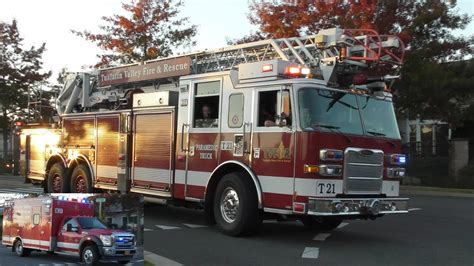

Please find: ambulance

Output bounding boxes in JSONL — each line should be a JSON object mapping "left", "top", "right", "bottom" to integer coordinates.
{"left": 2, "top": 196, "right": 136, "bottom": 265}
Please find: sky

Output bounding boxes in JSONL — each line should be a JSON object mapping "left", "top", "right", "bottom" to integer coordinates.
{"left": 0, "top": 0, "right": 473, "bottom": 83}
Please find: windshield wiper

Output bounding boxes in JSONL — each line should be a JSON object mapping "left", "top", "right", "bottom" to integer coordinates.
{"left": 366, "top": 130, "right": 386, "bottom": 136}
{"left": 366, "top": 130, "right": 397, "bottom": 147}
{"left": 311, "top": 124, "right": 352, "bottom": 143}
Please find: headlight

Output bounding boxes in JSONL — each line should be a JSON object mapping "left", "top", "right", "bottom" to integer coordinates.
{"left": 100, "top": 235, "right": 113, "bottom": 247}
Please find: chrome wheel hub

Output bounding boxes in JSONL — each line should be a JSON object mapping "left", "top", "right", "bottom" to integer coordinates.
{"left": 83, "top": 249, "right": 94, "bottom": 264}
{"left": 220, "top": 187, "right": 240, "bottom": 223}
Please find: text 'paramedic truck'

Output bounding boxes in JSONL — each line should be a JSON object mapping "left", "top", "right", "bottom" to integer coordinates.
{"left": 2, "top": 196, "right": 136, "bottom": 265}
{"left": 20, "top": 28, "right": 409, "bottom": 236}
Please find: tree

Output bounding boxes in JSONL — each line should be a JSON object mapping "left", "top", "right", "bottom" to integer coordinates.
{"left": 72, "top": 0, "right": 197, "bottom": 67}
{"left": 0, "top": 19, "right": 50, "bottom": 159}
{"left": 245, "top": 0, "right": 473, "bottom": 126}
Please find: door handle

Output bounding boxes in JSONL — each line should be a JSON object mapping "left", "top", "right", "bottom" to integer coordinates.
{"left": 243, "top": 122, "right": 252, "bottom": 154}
{"left": 180, "top": 123, "right": 189, "bottom": 152}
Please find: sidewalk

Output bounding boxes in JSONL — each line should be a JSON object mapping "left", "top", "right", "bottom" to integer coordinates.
{"left": 400, "top": 185, "right": 474, "bottom": 198}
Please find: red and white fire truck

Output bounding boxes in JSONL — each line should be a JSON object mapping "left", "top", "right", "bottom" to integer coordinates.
{"left": 2, "top": 196, "right": 136, "bottom": 264}
{"left": 20, "top": 28, "right": 409, "bottom": 235}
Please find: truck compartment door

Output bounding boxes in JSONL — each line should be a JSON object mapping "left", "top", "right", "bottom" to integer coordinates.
{"left": 95, "top": 114, "right": 120, "bottom": 189}
{"left": 131, "top": 110, "right": 175, "bottom": 196}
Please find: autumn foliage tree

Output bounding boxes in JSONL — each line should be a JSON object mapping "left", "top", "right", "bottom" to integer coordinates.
{"left": 72, "top": 0, "right": 197, "bottom": 67}
{"left": 245, "top": 0, "right": 473, "bottom": 126}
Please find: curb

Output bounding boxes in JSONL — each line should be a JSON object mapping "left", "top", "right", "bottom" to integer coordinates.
{"left": 144, "top": 250, "right": 183, "bottom": 266}
{"left": 400, "top": 185, "right": 474, "bottom": 198}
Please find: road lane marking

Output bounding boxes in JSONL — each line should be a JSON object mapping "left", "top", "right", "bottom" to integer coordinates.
{"left": 144, "top": 228, "right": 154, "bottom": 231}
{"left": 182, "top": 223, "right": 207, "bottom": 228}
{"left": 337, "top": 222, "right": 349, "bottom": 229}
{"left": 302, "top": 247, "right": 320, "bottom": 259}
{"left": 408, "top": 208, "right": 422, "bottom": 212}
{"left": 156, "top": 225, "right": 181, "bottom": 230}
{"left": 144, "top": 250, "right": 183, "bottom": 266}
{"left": 313, "top": 233, "right": 331, "bottom": 241}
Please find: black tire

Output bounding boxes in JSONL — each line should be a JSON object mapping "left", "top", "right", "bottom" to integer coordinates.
{"left": 118, "top": 261, "right": 130, "bottom": 264}
{"left": 300, "top": 216, "right": 343, "bottom": 231}
{"left": 70, "top": 164, "right": 93, "bottom": 193}
{"left": 213, "top": 172, "right": 262, "bottom": 236}
{"left": 14, "top": 240, "right": 31, "bottom": 257}
{"left": 47, "top": 162, "right": 69, "bottom": 193}
{"left": 81, "top": 245, "right": 100, "bottom": 266}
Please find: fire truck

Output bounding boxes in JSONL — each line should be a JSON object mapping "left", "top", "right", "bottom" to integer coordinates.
{"left": 2, "top": 196, "right": 136, "bottom": 265}
{"left": 20, "top": 28, "right": 409, "bottom": 235}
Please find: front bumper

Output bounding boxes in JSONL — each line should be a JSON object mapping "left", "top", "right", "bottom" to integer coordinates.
{"left": 307, "top": 197, "right": 409, "bottom": 216}
{"left": 101, "top": 246, "right": 136, "bottom": 261}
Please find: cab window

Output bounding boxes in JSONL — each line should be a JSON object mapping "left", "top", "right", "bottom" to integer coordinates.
{"left": 193, "top": 81, "right": 220, "bottom": 128}
{"left": 258, "top": 90, "right": 292, "bottom": 127}
{"left": 62, "top": 218, "right": 79, "bottom": 231}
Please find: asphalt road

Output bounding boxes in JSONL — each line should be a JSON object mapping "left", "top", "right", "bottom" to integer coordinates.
{"left": 0, "top": 246, "right": 144, "bottom": 265}
{"left": 0, "top": 174, "right": 43, "bottom": 194}
{"left": 144, "top": 194, "right": 474, "bottom": 266}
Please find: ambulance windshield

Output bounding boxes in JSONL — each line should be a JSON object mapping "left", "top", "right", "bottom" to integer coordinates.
{"left": 298, "top": 87, "right": 400, "bottom": 139}
{"left": 77, "top": 217, "right": 108, "bottom": 229}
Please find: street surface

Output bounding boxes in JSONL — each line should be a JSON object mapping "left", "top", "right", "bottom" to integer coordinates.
{"left": 0, "top": 174, "right": 43, "bottom": 193}
{"left": 0, "top": 246, "right": 144, "bottom": 265}
{"left": 144, "top": 194, "right": 474, "bottom": 266}
{"left": 1, "top": 175, "right": 473, "bottom": 265}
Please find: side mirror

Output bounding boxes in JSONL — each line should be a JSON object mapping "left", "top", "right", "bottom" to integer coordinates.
{"left": 67, "top": 223, "right": 79, "bottom": 232}
{"left": 277, "top": 112, "right": 289, "bottom": 127}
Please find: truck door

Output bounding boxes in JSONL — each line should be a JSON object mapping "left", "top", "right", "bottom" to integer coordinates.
{"left": 183, "top": 78, "right": 222, "bottom": 200}
{"left": 218, "top": 79, "right": 253, "bottom": 166}
{"left": 130, "top": 108, "right": 175, "bottom": 197}
{"left": 57, "top": 218, "right": 81, "bottom": 253}
{"left": 251, "top": 86, "right": 296, "bottom": 210}
{"left": 31, "top": 206, "right": 42, "bottom": 248}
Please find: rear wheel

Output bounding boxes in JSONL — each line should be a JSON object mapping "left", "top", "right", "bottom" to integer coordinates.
{"left": 300, "top": 216, "right": 343, "bottom": 231}
{"left": 70, "top": 164, "right": 93, "bottom": 193}
{"left": 213, "top": 172, "right": 261, "bottom": 236}
{"left": 81, "top": 245, "right": 100, "bottom": 265}
{"left": 47, "top": 162, "right": 69, "bottom": 193}
{"left": 14, "top": 240, "right": 31, "bottom": 257}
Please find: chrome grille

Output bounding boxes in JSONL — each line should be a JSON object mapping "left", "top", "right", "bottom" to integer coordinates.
{"left": 114, "top": 235, "right": 134, "bottom": 249}
{"left": 344, "top": 148, "right": 383, "bottom": 194}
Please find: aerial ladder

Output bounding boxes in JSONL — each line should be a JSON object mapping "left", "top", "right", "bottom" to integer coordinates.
{"left": 56, "top": 28, "right": 405, "bottom": 115}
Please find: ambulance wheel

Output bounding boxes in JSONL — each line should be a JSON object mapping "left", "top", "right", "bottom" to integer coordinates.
{"left": 81, "top": 245, "right": 99, "bottom": 265}
{"left": 300, "top": 216, "right": 342, "bottom": 231}
{"left": 213, "top": 172, "right": 261, "bottom": 236}
{"left": 70, "top": 164, "right": 93, "bottom": 193}
{"left": 47, "top": 163, "right": 69, "bottom": 193}
{"left": 14, "top": 239, "right": 31, "bottom": 257}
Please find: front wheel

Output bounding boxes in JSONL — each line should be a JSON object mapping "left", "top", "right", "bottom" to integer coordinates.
{"left": 14, "top": 240, "right": 31, "bottom": 257}
{"left": 213, "top": 172, "right": 262, "bottom": 236}
{"left": 300, "top": 216, "right": 343, "bottom": 231}
{"left": 70, "top": 164, "right": 93, "bottom": 193}
{"left": 81, "top": 245, "right": 100, "bottom": 265}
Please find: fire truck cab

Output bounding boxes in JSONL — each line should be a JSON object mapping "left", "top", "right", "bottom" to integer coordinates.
{"left": 20, "top": 28, "right": 409, "bottom": 236}
{"left": 2, "top": 196, "right": 136, "bottom": 265}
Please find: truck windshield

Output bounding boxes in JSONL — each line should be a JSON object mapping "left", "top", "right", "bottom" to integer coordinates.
{"left": 77, "top": 217, "right": 108, "bottom": 229}
{"left": 297, "top": 87, "right": 400, "bottom": 139}
{"left": 357, "top": 95, "right": 401, "bottom": 139}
